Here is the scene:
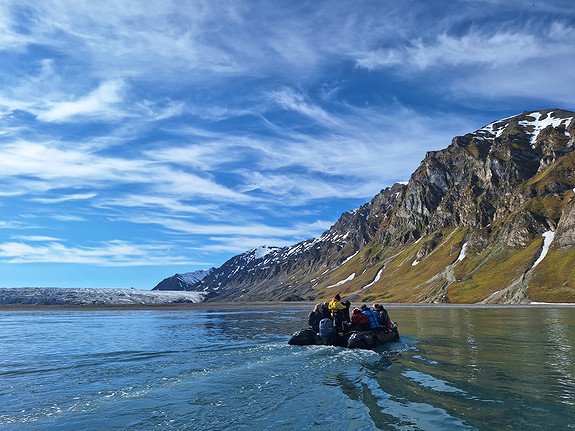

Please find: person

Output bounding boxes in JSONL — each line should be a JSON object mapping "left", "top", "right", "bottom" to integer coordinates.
{"left": 349, "top": 307, "right": 371, "bottom": 331}
{"left": 328, "top": 294, "right": 347, "bottom": 334}
{"left": 373, "top": 304, "right": 393, "bottom": 329}
{"left": 342, "top": 300, "right": 351, "bottom": 323}
{"left": 321, "top": 302, "right": 331, "bottom": 319}
{"left": 361, "top": 304, "right": 381, "bottom": 329}
{"left": 308, "top": 303, "right": 323, "bottom": 333}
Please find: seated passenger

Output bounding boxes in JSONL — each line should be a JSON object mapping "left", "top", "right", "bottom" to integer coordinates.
{"left": 373, "top": 304, "right": 392, "bottom": 329}
{"left": 361, "top": 304, "right": 381, "bottom": 329}
{"left": 350, "top": 307, "right": 371, "bottom": 331}
{"left": 308, "top": 303, "right": 323, "bottom": 333}
{"left": 321, "top": 302, "right": 331, "bottom": 319}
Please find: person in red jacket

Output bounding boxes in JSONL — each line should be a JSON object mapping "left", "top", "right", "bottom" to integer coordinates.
{"left": 349, "top": 308, "right": 371, "bottom": 331}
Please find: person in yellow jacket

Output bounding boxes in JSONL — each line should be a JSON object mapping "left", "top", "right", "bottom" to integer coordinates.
{"left": 328, "top": 294, "right": 347, "bottom": 334}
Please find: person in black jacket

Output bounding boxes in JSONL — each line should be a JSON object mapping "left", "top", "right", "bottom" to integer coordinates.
{"left": 373, "top": 304, "right": 392, "bottom": 329}
{"left": 308, "top": 303, "right": 323, "bottom": 333}
{"left": 321, "top": 302, "right": 331, "bottom": 319}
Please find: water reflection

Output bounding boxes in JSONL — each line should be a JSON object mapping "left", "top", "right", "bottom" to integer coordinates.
{"left": 354, "top": 306, "right": 575, "bottom": 430}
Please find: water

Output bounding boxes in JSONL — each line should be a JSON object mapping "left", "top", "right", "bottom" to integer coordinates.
{"left": 0, "top": 306, "right": 573, "bottom": 430}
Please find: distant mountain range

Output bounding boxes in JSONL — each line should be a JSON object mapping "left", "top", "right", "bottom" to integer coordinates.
{"left": 154, "top": 109, "right": 575, "bottom": 304}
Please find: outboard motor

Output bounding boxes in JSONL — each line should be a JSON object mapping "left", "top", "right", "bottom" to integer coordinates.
{"left": 319, "top": 318, "right": 336, "bottom": 346}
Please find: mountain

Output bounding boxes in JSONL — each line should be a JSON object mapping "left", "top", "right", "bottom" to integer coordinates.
{"left": 153, "top": 109, "right": 575, "bottom": 304}
{"left": 153, "top": 268, "right": 215, "bottom": 292}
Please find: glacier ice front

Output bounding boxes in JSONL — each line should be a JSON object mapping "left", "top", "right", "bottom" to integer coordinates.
{"left": 0, "top": 287, "right": 207, "bottom": 306}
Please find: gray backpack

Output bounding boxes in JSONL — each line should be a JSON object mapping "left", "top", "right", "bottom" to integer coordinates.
{"left": 319, "top": 318, "right": 335, "bottom": 345}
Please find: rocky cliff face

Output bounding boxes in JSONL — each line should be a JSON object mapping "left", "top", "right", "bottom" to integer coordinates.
{"left": 153, "top": 109, "right": 575, "bottom": 304}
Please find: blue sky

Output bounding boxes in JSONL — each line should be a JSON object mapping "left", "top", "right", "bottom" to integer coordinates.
{"left": 1, "top": 0, "right": 574, "bottom": 289}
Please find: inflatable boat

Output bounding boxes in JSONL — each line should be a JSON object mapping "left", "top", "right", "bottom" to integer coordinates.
{"left": 288, "top": 326, "right": 399, "bottom": 349}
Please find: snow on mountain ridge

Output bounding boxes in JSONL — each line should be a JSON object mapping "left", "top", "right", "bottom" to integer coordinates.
{"left": 178, "top": 269, "right": 214, "bottom": 285}
{"left": 518, "top": 111, "right": 573, "bottom": 146}
{"left": 479, "top": 109, "right": 574, "bottom": 143}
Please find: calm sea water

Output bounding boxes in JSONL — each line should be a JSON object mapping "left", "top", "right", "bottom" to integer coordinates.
{"left": 0, "top": 306, "right": 573, "bottom": 431}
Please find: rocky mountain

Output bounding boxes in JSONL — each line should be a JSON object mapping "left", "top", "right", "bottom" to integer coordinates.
{"left": 153, "top": 109, "right": 575, "bottom": 304}
{"left": 154, "top": 268, "right": 215, "bottom": 292}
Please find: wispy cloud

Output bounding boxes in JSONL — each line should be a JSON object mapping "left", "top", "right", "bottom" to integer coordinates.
{"left": 269, "top": 88, "right": 342, "bottom": 128}
{"left": 11, "top": 235, "right": 63, "bottom": 241}
{"left": 0, "top": 239, "right": 202, "bottom": 266}
{"left": 356, "top": 30, "right": 544, "bottom": 70}
{"left": 128, "top": 215, "right": 332, "bottom": 239}
{"left": 354, "top": 22, "right": 575, "bottom": 106}
{"left": 36, "top": 80, "right": 126, "bottom": 123}
{"left": 31, "top": 193, "right": 97, "bottom": 204}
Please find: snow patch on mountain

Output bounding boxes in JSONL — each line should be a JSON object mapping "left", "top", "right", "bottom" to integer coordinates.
{"left": 531, "top": 231, "right": 555, "bottom": 270}
{"left": 363, "top": 267, "right": 384, "bottom": 289}
{"left": 342, "top": 251, "right": 359, "bottom": 265}
{"left": 326, "top": 273, "right": 355, "bottom": 289}
{"left": 253, "top": 245, "right": 275, "bottom": 260}
{"left": 519, "top": 111, "right": 573, "bottom": 147}
{"left": 457, "top": 242, "right": 468, "bottom": 262}
{"left": 479, "top": 110, "right": 573, "bottom": 146}
{"left": 178, "top": 269, "right": 213, "bottom": 285}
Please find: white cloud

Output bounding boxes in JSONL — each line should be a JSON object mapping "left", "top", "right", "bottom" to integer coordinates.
{"left": 356, "top": 30, "right": 543, "bottom": 71}
{"left": 36, "top": 80, "right": 125, "bottom": 123}
{"left": 127, "top": 215, "right": 332, "bottom": 241}
{"left": 269, "top": 88, "right": 341, "bottom": 127}
{"left": 0, "top": 239, "right": 200, "bottom": 266}
{"left": 145, "top": 142, "right": 243, "bottom": 171}
{"left": 11, "top": 235, "right": 63, "bottom": 241}
{"left": 96, "top": 194, "right": 216, "bottom": 214}
{"left": 0, "top": 140, "right": 149, "bottom": 184}
{"left": 31, "top": 193, "right": 97, "bottom": 204}
{"left": 354, "top": 23, "right": 575, "bottom": 106}
{"left": 0, "top": 139, "right": 250, "bottom": 204}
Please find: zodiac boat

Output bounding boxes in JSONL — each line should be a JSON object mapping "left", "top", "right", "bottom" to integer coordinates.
{"left": 288, "top": 326, "right": 399, "bottom": 349}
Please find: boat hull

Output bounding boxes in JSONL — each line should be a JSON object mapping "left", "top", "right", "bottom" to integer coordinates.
{"left": 347, "top": 327, "right": 399, "bottom": 349}
{"left": 288, "top": 327, "right": 399, "bottom": 349}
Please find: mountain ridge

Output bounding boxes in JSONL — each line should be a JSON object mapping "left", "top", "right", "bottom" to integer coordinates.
{"left": 153, "top": 109, "right": 575, "bottom": 304}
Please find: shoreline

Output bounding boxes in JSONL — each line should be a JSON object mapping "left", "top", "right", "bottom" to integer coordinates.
{"left": 1, "top": 301, "right": 574, "bottom": 312}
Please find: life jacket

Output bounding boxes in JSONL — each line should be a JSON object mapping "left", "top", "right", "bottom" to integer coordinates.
{"left": 362, "top": 308, "right": 380, "bottom": 329}
{"left": 328, "top": 298, "right": 346, "bottom": 318}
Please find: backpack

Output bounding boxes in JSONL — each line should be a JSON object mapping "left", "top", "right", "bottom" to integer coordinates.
{"left": 319, "top": 318, "right": 336, "bottom": 345}
{"left": 319, "top": 318, "right": 334, "bottom": 337}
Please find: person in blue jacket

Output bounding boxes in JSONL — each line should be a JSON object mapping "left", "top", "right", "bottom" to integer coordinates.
{"left": 361, "top": 304, "right": 381, "bottom": 329}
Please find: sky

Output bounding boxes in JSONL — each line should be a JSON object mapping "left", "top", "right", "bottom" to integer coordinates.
{"left": 1, "top": 0, "right": 574, "bottom": 289}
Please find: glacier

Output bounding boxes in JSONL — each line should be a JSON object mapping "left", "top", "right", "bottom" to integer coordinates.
{"left": 0, "top": 287, "right": 206, "bottom": 306}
